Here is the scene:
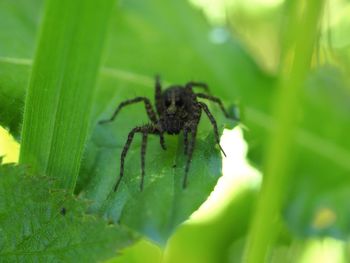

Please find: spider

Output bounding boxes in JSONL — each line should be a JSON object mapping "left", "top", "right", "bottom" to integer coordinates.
{"left": 99, "top": 76, "right": 237, "bottom": 191}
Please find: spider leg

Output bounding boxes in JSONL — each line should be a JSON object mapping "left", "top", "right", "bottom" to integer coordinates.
{"left": 198, "top": 102, "right": 227, "bottom": 157}
{"left": 99, "top": 97, "right": 158, "bottom": 124}
{"left": 114, "top": 124, "right": 161, "bottom": 192}
{"left": 185, "top": 81, "right": 209, "bottom": 93}
{"left": 114, "top": 126, "right": 140, "bottom": 191}
{"left": 196, "top": 93, "right": 238, "bottom": 121}
{"left": 155, "top": 75, "right": 163, "bottom": 115}
{"left": 183, "top": 127, "right": 190, "bottom": 155}
{"left": 183, "top": 120, "right": 200, "bottom": 188}
{"left": 140, "top": 132, "right": 147, "bottom": 191}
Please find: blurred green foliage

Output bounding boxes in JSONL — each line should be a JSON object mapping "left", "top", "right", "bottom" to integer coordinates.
{"left": 1, "top": 0, "right": 350, "bottom": 262}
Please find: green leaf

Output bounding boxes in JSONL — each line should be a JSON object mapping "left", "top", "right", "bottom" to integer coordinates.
{"left": 78, "top": 71, "right": 238, "bottom": 244}
{"left": 0, "top": 164, "right": 136, "bottom": 262}
{"left": 81, "top": 105, "right": 235, "bottom": 244}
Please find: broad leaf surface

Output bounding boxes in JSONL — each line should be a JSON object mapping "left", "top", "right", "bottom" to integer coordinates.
{"left": 0, "top": 164, "right": 135, "bottom": 262}
{"left": 82, "top": 73, "right": 239, "bottom": 242}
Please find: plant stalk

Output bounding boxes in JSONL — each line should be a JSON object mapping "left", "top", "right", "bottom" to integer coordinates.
{"left": 243, "top": 0, "right": 325, "bottom": 262}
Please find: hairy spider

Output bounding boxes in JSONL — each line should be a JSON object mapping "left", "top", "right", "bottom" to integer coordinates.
{"left": 99, "top": 76, "right": 237, "bottom": 191}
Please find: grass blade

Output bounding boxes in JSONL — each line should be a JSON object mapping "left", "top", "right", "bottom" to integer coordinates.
{"left": 19, "top": 0, "right": 115, "bottom": 191}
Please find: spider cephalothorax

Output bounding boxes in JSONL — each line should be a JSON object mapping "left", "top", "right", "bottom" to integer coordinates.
{"left": 99, "top": 76, "right": 237, "bottom": 191}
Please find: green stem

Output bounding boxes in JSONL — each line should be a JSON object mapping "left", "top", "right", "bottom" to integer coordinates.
{"left": 244, "top": 1, "right": 325, "bottom": 262}
{"left": 19, "top": 0, "right": 115, "bottom": 191}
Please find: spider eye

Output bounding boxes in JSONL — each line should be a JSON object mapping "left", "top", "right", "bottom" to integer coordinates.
{"left": 175, "top": 100, "right": 183, "bottom": 107}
